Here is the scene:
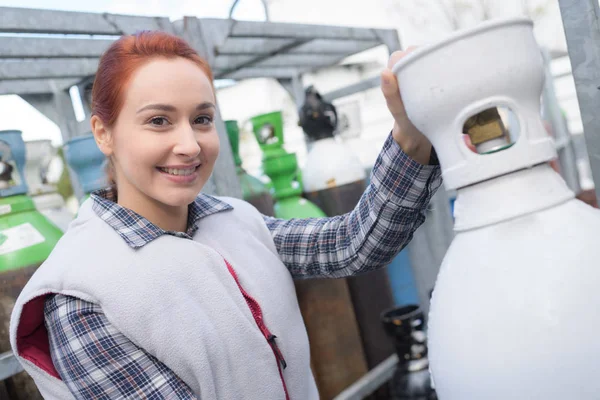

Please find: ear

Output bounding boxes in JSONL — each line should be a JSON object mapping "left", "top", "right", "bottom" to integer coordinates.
{"left": 91, "top": 115, "right": 114, "bottom": 157}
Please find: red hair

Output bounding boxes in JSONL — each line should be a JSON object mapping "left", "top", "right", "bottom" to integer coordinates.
{"left": 91, "top": 31, "right": 214, "bottom": 186}
{"left": 92, "top": 30, "right": 214, "bottom": 127}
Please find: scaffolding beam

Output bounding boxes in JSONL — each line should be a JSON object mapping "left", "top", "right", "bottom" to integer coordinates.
{"left": 214, "top": 54, "right": 343, "bottom": 70}
{"left": 0, "top": 58, "right": 98, "bottom": 80}
{"left": 0, "top": 37, "right": 114, "bottom": 59}
{"left": 0, "top": 78, "right": 78, "bottom": 95}
{"left": 216, "top": 38, "right": 381, "bottom": 56}
{"left": 224, "top": 19, "right": 381, "bottom": 41}
{"left": 0, "top": 6, "right": 173, "bottom": 35}
{"left": 558, "top": 0, "right": 600, "bottom": 200}
{"left": 323, "top": 76, "right": 381, "bottom": 102}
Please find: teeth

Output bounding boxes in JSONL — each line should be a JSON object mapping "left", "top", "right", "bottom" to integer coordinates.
{"left": 159, "top": 166, "right": 197, "bottom": 176}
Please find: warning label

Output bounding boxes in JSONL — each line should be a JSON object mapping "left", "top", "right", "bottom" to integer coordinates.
{"left": 0, "top": 223, "right": 46, "bottom": 256}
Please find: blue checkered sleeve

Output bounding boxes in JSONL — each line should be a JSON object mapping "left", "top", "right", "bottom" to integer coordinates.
{"left": 44, "top": 294, "right": 198, "bottom": 399}
{"left": 264, "top": 133, "right": 442, "bottom": 279}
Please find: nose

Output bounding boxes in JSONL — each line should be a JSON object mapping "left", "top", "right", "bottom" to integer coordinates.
{"left": 173, "top": 125, "right": 201, "bottom": 159}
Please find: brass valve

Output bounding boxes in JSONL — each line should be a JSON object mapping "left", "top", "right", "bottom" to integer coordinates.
{"left": 463, "top": 108, "right": 509, "bottom": 145}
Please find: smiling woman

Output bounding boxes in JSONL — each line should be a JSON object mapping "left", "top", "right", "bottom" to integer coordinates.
{"left": 88, "top": 33, "right": 220, "bottom": 232}
{"left": 9, "top": 31, "right": 442, "bottom": 400}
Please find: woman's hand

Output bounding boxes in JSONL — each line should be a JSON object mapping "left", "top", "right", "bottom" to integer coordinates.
{"left": 381, "top": 47, "right": 433, "bottom": 165}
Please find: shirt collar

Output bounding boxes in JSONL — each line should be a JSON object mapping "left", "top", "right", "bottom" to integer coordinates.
{"left": 90, "top": 186, "right": 233, "bottom": 249}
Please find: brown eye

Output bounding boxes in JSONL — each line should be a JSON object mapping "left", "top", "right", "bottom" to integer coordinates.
{"left": 149, "top": 117, "right": 169, "bottom": 126}
{"left": 194, "top": 116, "right": 213, "bottom": 126}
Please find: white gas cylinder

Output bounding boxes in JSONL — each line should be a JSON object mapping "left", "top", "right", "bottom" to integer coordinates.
{"left": 393, "top": 18, "right": 600, "bottom": 399}
{"left": 33, "top": 192, "right": 74, "bottom": 232}
{"left": 24, "top": 139, "right": 56, "bottom": 194}
{"left": 25, "top": 140, "right": 74, "bottom": 231}
{"left": 302, "top": 138, "right": 366, "bottom": 192}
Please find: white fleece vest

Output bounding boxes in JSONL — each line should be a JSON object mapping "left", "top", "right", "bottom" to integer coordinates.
{"left": 10, "top": 196, "right": 318, "bottom": 399}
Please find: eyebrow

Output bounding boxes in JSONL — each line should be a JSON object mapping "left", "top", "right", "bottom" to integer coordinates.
{"left": 136, "top": 102, "right": 216, "bottom": 114}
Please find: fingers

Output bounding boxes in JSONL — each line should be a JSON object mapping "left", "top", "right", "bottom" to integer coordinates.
{"left": 463, "top": 134, "right": 477, "bottom": 153}
{"left": 387, "top": 46, "right": 419, "bottom": 69}
{"left": 380, "top": 69, "right": 406, "bottom": 121}
{"left": 382, "top": 46, "right": 419, "bottom": 122}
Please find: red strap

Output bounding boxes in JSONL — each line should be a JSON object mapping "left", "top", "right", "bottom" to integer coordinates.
{"left": 224, "top": 259, "right": 290, "bottom": 400}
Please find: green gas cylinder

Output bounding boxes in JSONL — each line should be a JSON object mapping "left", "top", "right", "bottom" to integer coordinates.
{"left": 0, "top": 131, "right": 62, "bottom": 292}
{"left": 0, "top": 130, "right": 62, "bottom": 400}
{"left": 225, "top": 120, "right": 275, "bottom": 216}
{"left": 249, "top": 111, "right": 326, "bottom": 219}
{"left": 249, "top": 112, "right": 368, "bottom": 400}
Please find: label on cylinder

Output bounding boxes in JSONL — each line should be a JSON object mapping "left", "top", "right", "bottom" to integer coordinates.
{"left": 0, "top": 205, "right": 11, "bottom": 216}
{"left": 0, "top": 223, "right": 45, "bottom": 255}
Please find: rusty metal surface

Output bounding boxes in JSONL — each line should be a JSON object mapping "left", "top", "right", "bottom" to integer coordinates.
{"left": 346, "top": 272, "right": 396, "bottom": 369}
{"left": 246, "top": 193, "right": 275, "bottom": 217}
{"left": 0, "top": 264, "right": 39, "bottom": 299}
{"left": 294, "top": 278, "right": 368, "bottom": 400}
{"left": 305, "top": 181, "right": 396, "bottom": 370}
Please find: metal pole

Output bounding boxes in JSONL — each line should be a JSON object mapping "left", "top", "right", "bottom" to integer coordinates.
{"left": 541, "top": 49, "right": 581, "bottom": 194}
{"left": 0, "top": 352, "right": 23, "bottom": 381}
{"left": 51, "top": 85, "right": 80, "bottom": 142}
{"left": 291, "top": 74, "right": 305, "bottom": 109}
{"left": 182, "top": 17, "right": 242, "bottom": 198}
{"left": 557, "top": 0, "right": 600, "bottom": 201}
{"left": 333, "top": 354, "right": 399, "bottom": 400}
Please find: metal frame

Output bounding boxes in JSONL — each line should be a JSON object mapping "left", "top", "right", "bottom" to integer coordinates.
{"left": 558, "top": 0, "right": 600, "bottom": 201}
{"left": 0, "top": 7, "right": 397, "bottom": 200}
{"left": 0, "top": 6, "right": 399, "bottom": 200}
{"left": 0, "top": 8, "right": 393, "bottom": 93}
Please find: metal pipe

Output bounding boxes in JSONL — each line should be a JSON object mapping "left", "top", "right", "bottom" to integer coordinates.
{"left": 0, "top": 352, "right": 23, "bottom": 381}
{"left": 333, "top": 354, "right": 398, "bottom": 400}
{"left": 228, "top": 0, "right": 271, "bottom": 21}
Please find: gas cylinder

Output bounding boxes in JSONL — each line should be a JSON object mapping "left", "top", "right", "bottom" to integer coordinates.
{"left": 300, "top": 85, "right": 367, "bottom": 216}
{"left": 25, "top": 139, "right": 74, "bottom": 231}
{"left": 393, "top": 18, "right": 600, "bottom": 399}
{"left": 225, "top": 120, "right": 275, "bottom": 216}
{"left": 250, "top": 111, "right": 369, "bottom": 400}
{"left": 381, "top": 305, "right": 437, "bottom": 399}
{"left": 63, "top": 134, "right": 108, "bottom": 201}
{"left": 299, "top": 86, "right": 397, "bottom": 371}
{"left": 0, "top": 130, "right": 62, "bottom": 400}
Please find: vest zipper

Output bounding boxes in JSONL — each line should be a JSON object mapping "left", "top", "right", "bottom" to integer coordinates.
{"left": 224, "top": 259, "right": 290, "bottom": 400}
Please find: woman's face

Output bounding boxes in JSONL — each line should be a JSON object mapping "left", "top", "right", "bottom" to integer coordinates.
{"left": 94, "top": 57, "right": 219, "bottom": 211}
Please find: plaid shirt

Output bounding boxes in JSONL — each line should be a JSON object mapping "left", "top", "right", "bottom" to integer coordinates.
{"left": 44, "top": 134, "right": 442, "bottom": 399}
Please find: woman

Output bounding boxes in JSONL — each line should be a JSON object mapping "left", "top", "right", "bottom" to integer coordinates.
{"left": 10, "top": 32, "right": 441, "bottom": 399}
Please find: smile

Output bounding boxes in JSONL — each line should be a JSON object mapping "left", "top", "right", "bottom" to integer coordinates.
{"left": 157, "top": 165, "right": 200, "bottom": 176}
